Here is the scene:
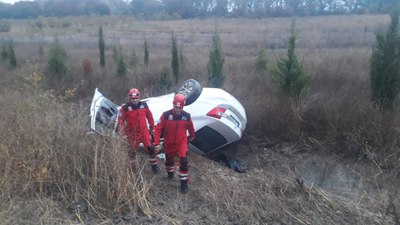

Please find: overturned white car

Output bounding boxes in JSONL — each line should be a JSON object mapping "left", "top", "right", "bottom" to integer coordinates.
{"left": 90, "top": 79, "right": 247, "bottom": 156}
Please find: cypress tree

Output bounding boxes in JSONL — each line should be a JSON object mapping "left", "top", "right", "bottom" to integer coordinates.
{"left": 48, "top": 39, "right": 67, "bottom": 79}
{"left": 255, "top": 48, "right": 267, "bottom": 73}
{"left": 8, "top": 43, "right": 16, "bottom": 68}
{"left": 171, "top": 32, "right": 179, "bottom": 84}
{"left": 271, "top": 19, "right": 310, "bottom": 101}
{"left": 370, "top": 11, "right": 400, "bottom": 110}
{"left": 1, "top": 44, "right": 8, "bottom": 61}
{"left": 160, "top": 66, "right": 172, "bottom": 91}
{"left": 207, "top": 29, "right": 225, "bottom": 88}
{"left": 144, "top": 41, "right": 149, "bottom": 67}
{"left": 99, "top": 25, "right": 105, "bottom": 67}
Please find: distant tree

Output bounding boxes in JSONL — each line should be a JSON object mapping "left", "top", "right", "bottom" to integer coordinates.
{"left": 160, "top": 65, "right": 172, "bottom": 91}
{"left": 129, "top": 48, "right": 138, "bottom": 67}
{"left": 179, "top": 46, "right": 186, "bottom": 71}
{"left": 131, "top": 0, "right": 163, "bottom": 17}
{"left": 370, "top": 11, "right": 400, "bottom": 110}
{"left": 12, "top": 1, "right": 41, "bottom": 18}
{"left": 255, "top": 48, "right": 268, "bottom": 73}
{"left": 38, "top": 45, "right": 44, "bottom": 56}
{"left": 163, "top": 0, "right": 196, "bottom": 18}
{"left": 207, "top": 29, "right": 225, "bottom": 88}
{"left": 43, "top": 0, "right": 83, "bottom": 17}
{"left": 116, "top": 55, "right": 127, "bottom": 77}
{"left": 144, "top": 41, "right": 149, "bottom": 67}
{"left": 192, "top": 0, "right": 214, "bottom": 16}
{"left": 112, "top": 45, "right": 127, "bottom": 77}
{"left": 271, "top": 19, "right": 310, "bottom": 101}
{"left": 48, "top": 39, "right": 67, "bottom": 79}
{"left": 8, "top": 43, "right": 16, "bottom": 68}
{"left": 1, "top": 44, "right": 8, "bottom": 60}
{"left": 212, "top": 0, "right": 228, "bottom": 16}
{"left": 98, "top": 25, "right": 105, "bottom": 67}
{"left": 87, "top": 2, "right": 111, "bottom": 15}
{"left": 171, "top": 32, "right": 179, "bottom": 84}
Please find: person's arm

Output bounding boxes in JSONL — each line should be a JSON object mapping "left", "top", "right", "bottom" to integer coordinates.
{"left": 117, "top": 107, "right": 126, "bottom": 137}
{"left": 154, "top": 113, "right": 165, "bottom": 152}
{"left": 187, "top": 116, "right": 195, "bottom": 142}
{"left": 146, "top": 107, "right": 155, "bottom": 134}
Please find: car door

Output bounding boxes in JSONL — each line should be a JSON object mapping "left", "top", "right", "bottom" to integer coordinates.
{"left": 90, "top": 88, "right": 120, "bottom": 136}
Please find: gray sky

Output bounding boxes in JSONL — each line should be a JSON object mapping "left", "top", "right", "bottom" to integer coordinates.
{"left": 0, "top": 0, "right": 32, "bottom": 3}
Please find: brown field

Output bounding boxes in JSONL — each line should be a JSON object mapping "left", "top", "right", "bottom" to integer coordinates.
{"left": 0, "top": 14, "right": 399, "bottom": 224}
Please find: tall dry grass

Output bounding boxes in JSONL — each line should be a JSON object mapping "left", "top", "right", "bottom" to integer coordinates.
{"left": 0, "top": 72, "right": 161, "bottom": 223}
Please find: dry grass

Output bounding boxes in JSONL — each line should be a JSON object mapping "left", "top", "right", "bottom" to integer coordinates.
{"left": 0, "top": 14, "right": 400, "bottom": 224}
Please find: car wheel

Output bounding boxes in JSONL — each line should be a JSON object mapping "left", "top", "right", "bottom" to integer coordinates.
{"left": 176, "top": 79, "right": 202, "bottom": 105}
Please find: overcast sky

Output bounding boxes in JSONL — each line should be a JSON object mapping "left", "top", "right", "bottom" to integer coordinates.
{"left": 0, "top": 0, "right": 32, "bottom": 3}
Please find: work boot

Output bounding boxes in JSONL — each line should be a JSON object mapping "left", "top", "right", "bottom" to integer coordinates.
{"left": 167, "top": 172, "right": 174, "bottom": 180}
{"left": 151, "top": 164, "right": 159, "bottom": 174}
{"left": 180, "top": 180, "right": 188, "bottom": 194}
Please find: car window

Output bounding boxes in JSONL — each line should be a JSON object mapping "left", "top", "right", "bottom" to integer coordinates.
{"left": 190, "top": 126, "right": 227, "bottom": 154}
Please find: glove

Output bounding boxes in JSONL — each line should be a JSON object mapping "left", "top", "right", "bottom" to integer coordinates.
{"left": 154, "top": 145, "right": 161, "bottom": 153}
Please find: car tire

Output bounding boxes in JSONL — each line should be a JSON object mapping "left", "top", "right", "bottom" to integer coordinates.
{"left": 176, "top": 79, "right": 202, "bottom": 106}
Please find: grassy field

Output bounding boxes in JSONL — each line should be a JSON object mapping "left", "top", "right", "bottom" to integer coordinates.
{"left": 0, "top": 14, "right": 399, "bottom": 224}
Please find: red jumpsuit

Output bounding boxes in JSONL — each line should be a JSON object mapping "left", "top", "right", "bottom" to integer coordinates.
{"left": 118, "top": 101, "right": 155, "bottom": 163}
{"left": 154, "top": 109, "right": 195, "bottom": 182}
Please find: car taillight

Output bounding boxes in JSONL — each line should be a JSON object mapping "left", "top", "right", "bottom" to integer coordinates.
{"left": 207, "top": 107, "right": 226, "bottom": 119}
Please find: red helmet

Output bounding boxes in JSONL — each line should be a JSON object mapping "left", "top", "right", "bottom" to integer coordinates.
{"left": 173, "top": 94, "right": 185, "bottom": 108}
{"left": 128, "top": 88, "right": 140, "bottom": 99}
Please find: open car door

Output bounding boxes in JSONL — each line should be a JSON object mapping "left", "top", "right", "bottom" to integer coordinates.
{"left": 90, "top": 88, "right": 120, "bottom": 136}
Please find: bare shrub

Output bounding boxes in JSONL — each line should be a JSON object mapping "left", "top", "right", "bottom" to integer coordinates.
{"left": 82, "top": 57, "right": 93, "bottom": 76}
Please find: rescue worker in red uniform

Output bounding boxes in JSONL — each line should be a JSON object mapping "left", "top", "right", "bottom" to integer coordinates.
{"left": 118, "top": 88, "right": 159, "bottom": 173}
{"left": 154, "top": 94, "right": 195, "bottom": 194}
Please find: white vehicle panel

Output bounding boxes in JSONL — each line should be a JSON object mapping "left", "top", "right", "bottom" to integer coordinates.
{"left": 89, "top": 80, "right": 247, "bottom": 156}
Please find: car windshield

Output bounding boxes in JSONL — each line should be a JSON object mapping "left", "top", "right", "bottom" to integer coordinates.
{"left": 91, "top": 91, "right": 119, "bottom": 136}
{"left": 190, "top": 126, "right": 227, "bottom": 154}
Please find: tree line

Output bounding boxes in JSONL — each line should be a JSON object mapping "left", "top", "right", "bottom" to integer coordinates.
{"left": 0, "top": 0, "right": 398, "bottom": 19}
